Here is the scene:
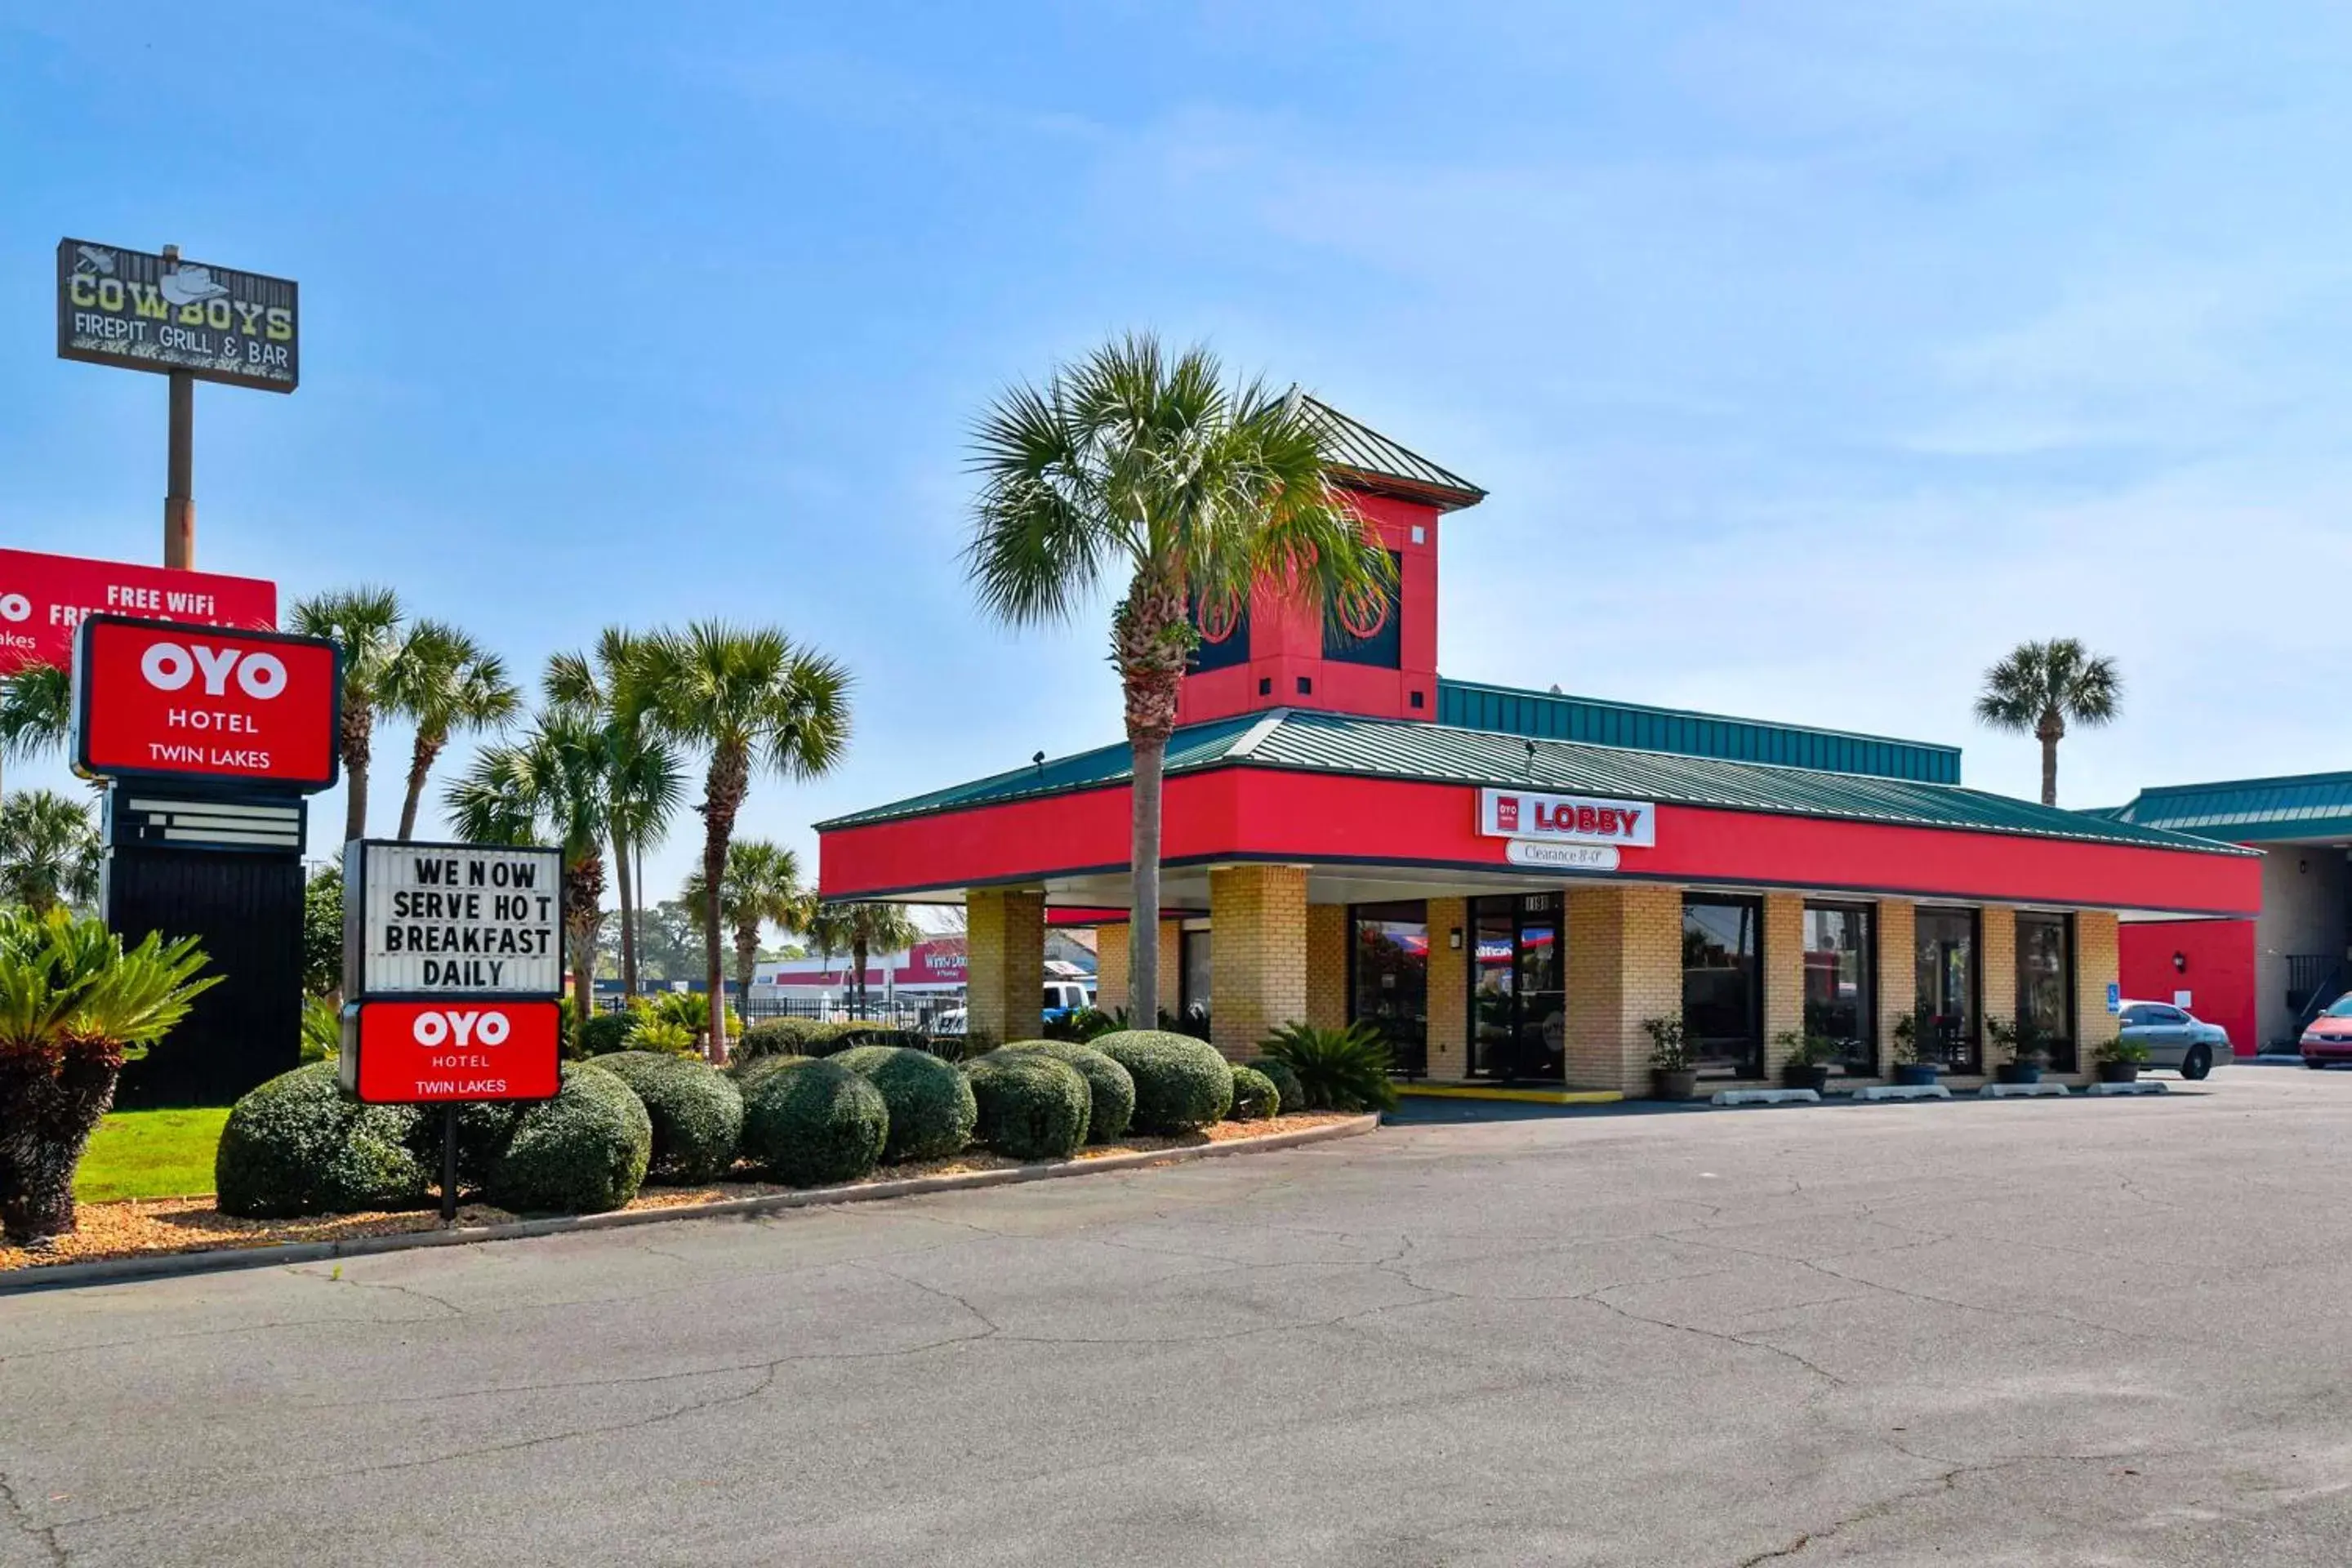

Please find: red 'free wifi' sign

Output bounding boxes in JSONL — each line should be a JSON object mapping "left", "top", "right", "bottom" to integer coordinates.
{"left": 74, "top": 615, "right": 340, "bottom": 789}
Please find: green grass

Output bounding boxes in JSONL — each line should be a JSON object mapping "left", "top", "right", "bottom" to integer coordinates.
{"left": 74, "top": 1107, "right": 229, "bottom": 1202}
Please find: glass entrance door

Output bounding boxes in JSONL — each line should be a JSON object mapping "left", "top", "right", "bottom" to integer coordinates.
{"left": 1468, "top": 893, "right": 1566, "bottom": 1080}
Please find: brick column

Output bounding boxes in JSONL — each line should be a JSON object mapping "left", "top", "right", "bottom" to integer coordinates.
{"left": 1980, "top": 905, "right": 2018, "bottom": 1070}
{"left": 1094, "top": 921, "right": 1130, "bottom": 1013}
{"left": 1306, "top": 904, "right": 1349, "bottom": 1030}
{"left": 1875, "top": 899, "right": 1915, "bottom": 1078}
{"left": 1564, "top": 884, "right": 1682, "bottom": 1094}
{"left": 1761, "top": 892, "right": 1806, "bottom": 1081}
{"left": 1157, "top": 920, "right": 1183, "bottom": 1019}
{"left": 1426, "top": 897, "right": 1468, "bottom": 1079}
{"left": 2073, "top": 910, "right": 2120, "bottom": 1086}
{"left": 965, "top": 888, "right": 1045, "bottom": 1048}
{"left": 1208, "top": 865, "right": 1307, "bottom": 1060}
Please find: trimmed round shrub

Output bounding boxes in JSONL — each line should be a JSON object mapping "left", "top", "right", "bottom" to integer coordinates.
{"left": 1094, "top": 1029, "right": 1233, "bottom": 1134}
{"left": 738, "top": 1017, "right": 826, "bottom": 1064}
{"left": 594, "top": 1051, "right": 744, "bottom": 1184}
{"left": 573, "top": 1010, "right": 638, "bottom": 1058}
{"left": 1004, "top": 1040, "right": 1134, "bottom": 1143}
{"left": 833, "top": 1045, "right": 978, "bottom": 1162}
{"left": 1247, "top": 1057, "right": 1305, "bottom": 1115}
{"left": 966, "top": 1052, "right": 1089, "bottom": 1159}
{"left": 739, "top": 1058, "right": 888, "bottom": 1187}
{"left": 1228, "top": 1064, "right": 1280, "bottom": 1120}
{"left": 483, "top": 1062, "right": 653, "bottom": 1214}
{"left": 216, "top": 1062, "right": 430, "bottom": 1218}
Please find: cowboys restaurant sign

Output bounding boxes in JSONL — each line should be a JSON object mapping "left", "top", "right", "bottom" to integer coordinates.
{"left": 56, "top": 238, "right": 299, "bottom": 393}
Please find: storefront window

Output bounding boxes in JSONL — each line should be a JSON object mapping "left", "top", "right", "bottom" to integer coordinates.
{"left": 1466, "top": 893, "right": 1565, "bottom": 1080}
{"left": 1350, "top": 901, "right": 1428, "bottom": 1077}
{"left": 1915, "top": 908, "right": 1980, "bottom": 1073}
{"left": 1802, "top": 903, "right": 1875, "bottom": 1073}
{"left": 2016, "top": 912, "right": 2076, "bottom": 1072}
{"left": 1683, "top": 896, "right": 1763, "bottom": 1077}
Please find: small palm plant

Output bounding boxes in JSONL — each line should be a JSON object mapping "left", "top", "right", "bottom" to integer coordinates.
{"left": 0, "top": 662, "right": 74, "bottom": 802}
{"left": 0, "top": 910, "right": 216, "bottom": 1244}
{"left": 1975, "top": 638, "right": 2120, "bottom": 807}
{"left": 684, "top": 839, "right": 815, "bottom": 1009}
{"left": 1258, "top": 1021, "right": 1399, "bottom": 1113}
{"left": 0, "top": 789, "right": 102, "bottom": 915}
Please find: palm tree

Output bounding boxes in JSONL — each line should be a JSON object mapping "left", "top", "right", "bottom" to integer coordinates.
{"left": 0, "top": 663, "right": 74, "bottom": 804}
{"left": 630, "top": 630, "right": 851, "bottom": 1062}
{"left": 966, "top": 335, "right": 1392, "bottom": 1015}
{"left": 626, "top": 624, "right": 850, "bottom": 1062}
{"left": 0, "top": 789, "right": 101, "bottom": 914}
{"left": 682, "top": 838, "right": 815, "bottom": 1008}
{"left": 444, "top": 710, "right": 612, "bottom": 1022}
{"left": 805, "top": 901, "right": 924, "bottom": 1019}
{"left": 546, "top": 630, "right": 685, "bottom": 1000}
{"left": 382, "top": 621, "right": 522, "bottom": 840}
{"left": 1975, "top": 638, "right": 2123, "bottom": 807}
{"left": 289, "top": 587, "right": 405, "bottom": 844}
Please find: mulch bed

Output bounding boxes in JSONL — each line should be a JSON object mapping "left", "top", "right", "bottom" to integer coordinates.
{"left": 0, "top": 1112, "right": 1364, "bottom": 1273}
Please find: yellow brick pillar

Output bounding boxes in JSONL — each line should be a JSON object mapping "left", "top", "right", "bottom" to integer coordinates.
{"left": 1306, "top": 904, "right": 1349, "bottom": 1030}
{"left": 965, "top": 888, "right": 1045, "bottom": 1048}
{"left": 1208, "top": 865, "right": 1307, "bottom": 1061}
{"left": 2073, "top": 910, "right": 2120, "bottom": 1086}
{"left": 1565, "top": 884, "right": 1683, "bottom": 1094}
{"left": 1980, "top": 905, "right": 2018, "bottom": 1075}
{"left": 1875, "top": 900, "right": 1916, "bottom": 1078}
{"left": 1157, "top": 920, "right": 1183, "bottom": 1019}
{"left": 1761, "top": 893, "right": 1806, "bottom": 1081}
{"left": 1426, "top": 897, "right": 1468, "bottom": 1079}
{"left": 1094, "top": 922, "right": 1130, "bottom": 1013}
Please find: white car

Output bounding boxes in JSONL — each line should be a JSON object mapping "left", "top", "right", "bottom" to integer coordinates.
{"left": 932, "top": 1007, "right": 967, "bottom": 1036}
{"left": 2118, "top": 1000, "right": 2230, "bottom": 1080}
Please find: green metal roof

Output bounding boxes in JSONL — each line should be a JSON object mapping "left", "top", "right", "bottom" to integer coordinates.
{"left": 1300, "top": 395, "right": 1486, "bottom": 509}
{"left": 1438, "top": 679, "right": 1961, "bottom": 784}
{"left": 2102, "top": 770, "right": 2352, "bottom": 844}
{"left": 819, "top": 708, "right": 2243, "bottom": 855}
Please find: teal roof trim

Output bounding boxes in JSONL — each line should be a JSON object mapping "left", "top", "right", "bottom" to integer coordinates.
{"left": 1437, "top": 679, "right": 1962, "bottom": 785}
{"left": 2106, "top": 769, "right": 2352, "bottom": 843}
{"left": 822, "top": 708, "right": 2243, "bottom": 856}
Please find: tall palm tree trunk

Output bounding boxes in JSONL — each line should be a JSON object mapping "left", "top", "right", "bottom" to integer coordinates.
{"left": 1130, "top": 734, "right": 1165, "bottom": 1024}
{"left": 396, "top": 733, "right": 441, "bottom": 841}
{"left": 612, "top": 830, "right": 639, "bottom": 999}
{"left": 564, "top": 856, "right": 604, "bottom": 1040}
{"left": 697, "top": 746, "right": 750, "bottom": 1063}
{"left": 1116, "top": 579, "right": 1188, "bottom": 1031}
{"left": 341, "top": 706, "right": 372, "bottom": 845}
{"left": 2037, "top": 711, "right": 2064, "bottom": 807}
{"left": 853, "top": 936, "right": 871, "bottom": 1018}
{"left": 733, "top": 921, "right": 759, "bottom": 1009}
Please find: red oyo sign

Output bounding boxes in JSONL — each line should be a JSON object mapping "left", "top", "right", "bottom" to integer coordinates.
{"left": 73, "top": 615, "right": 340, "bottom": 789}
{"left": 346, "top": 1000, "right": 564, "bottom": 1104}
{"left": 0, "top": 547, "right": 275, "bottom": 675}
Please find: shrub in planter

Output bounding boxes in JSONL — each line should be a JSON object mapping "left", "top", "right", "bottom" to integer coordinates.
{"left": 1245, "top": 1057, "right": 1305, "bottom": 1116}
{"left": 1776, "top": 1031, "right": 1834, "bottom": 1094}
{"left": 593, "top": 1051, "right": 745, "bottom": 1183}
{"left": 739, "top": 1058, "right": 889, "bottom": 1187}
{"left": 1228, "top": 1064, "right": 1280, "bottom": 1120}
{"left": 481, "top": 1063, "right": 652, "bottom": 1214}
{"left": 1642, "top": 1017, "right": 1698, "bottom": 1101}
{"left": 573, "top": 1010, "right": 639, "bottom": 1058}
{"left": 2095, "top": 1035, "right": 2148, "bottom": 1085}
{"left": 832, "top": 1045, "right": 978, "bottom": 1161}
{"left": 216, "top": 1062, "right": 430, "bottom": 1218}
{"left": 966, "top": 1051, "right": 1089, "bottom": 1159}
{"left": 1094, "top": 1030, "right": 1233, "bottom": 1134}
{"left": 1004, "top": 1040, "right": 1135, "bottom": 1143}
{"left": 1258, "top": 1022, "right": 1400, "bottom": 1114}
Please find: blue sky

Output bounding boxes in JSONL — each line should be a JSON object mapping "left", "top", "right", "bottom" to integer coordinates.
{"left": 5, "top": 2, "right": 2350, "bottom": 901}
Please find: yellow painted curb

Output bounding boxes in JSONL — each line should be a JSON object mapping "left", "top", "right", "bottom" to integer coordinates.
{"left": 1398, "top": 1085, "right": 1624, "bottom": 1106}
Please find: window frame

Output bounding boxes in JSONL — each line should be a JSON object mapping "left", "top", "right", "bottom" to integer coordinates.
{"left": 2014, "top": 910, "right": 2078, "bottom": 1072}
{"left": 1913, "top": 906, "right": 1983, "bottom": 1075}
{"left": 1801, "top": 900, "right": 1878, "bottom": 1075}
{"left": 1682, "top": 893, "right": 1766, "bottom": 1080}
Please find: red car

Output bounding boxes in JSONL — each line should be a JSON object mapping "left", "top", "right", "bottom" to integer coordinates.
{"left": 2301, "top": 997, "right": 2352, "bottom": 1067}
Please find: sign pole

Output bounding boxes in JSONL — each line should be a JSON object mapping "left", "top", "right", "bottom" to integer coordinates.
{"left": 441, "top": 1105, "right": 459, "bottom": 1224}
{"left": 160, "top": 244, "right": 194, "bottom": 570}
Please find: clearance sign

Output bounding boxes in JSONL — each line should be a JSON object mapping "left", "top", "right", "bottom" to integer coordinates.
{"left": 0, "top": 547, "right": 275, "bottom": 675}
{"left": 56, "top": 238, "right": 299, "bottom": 393}
{"left": 72, "top": 616, "right": 340, "bottom": 789}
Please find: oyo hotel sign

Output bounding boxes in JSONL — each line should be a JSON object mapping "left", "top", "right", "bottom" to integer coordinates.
{"left": 72, "top": 616, "right": 339, "bottom": 790}
{"left": 0, "top": 548, "right": 275, "bottom": 675}
{"left": 342, "top": 999, "right": 564, "bottom": 1104}
{"left": 1479, "top": 787, "right": 1655, "bottom": 871}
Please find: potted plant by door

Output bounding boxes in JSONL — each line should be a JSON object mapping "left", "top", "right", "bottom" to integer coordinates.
{"left": 1777, "top": 1030, "right": 1833, "bottom": 1094}
{"left": 2095, "top": 1035, "right": 2148, "bottom": 1085}
{"left": 1889, "top": 1006, "right": 1941, "bottom": 1087}
{"left": 1989, "top": 1016, "right": 2047, "bottom": 1085}
{"left": 1643, "top": 1016, "right": 1697, "bottom": 1101}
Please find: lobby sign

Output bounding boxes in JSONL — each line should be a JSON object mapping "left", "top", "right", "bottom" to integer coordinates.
{"left": 72, "top": 616, "right": 340, "bottom": 789}
{"left": 1478, "top": 787, "right": 1655, "bottom": 848}
{"left": 1505, "top": 840, "right": 1620, "bottom": 871}
{"left": 57, "top": 238, "right": 300, "bottom": 392}
{"left": 341, "top": 999, "right": 564, "bottom": 1104}
{"left": 347, "top": 840, "right": 565, "bottom": 999}
{"left": 0, "top": 547, "right": 275, "bottom": 675}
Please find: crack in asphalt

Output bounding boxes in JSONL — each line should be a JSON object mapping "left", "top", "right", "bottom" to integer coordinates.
{"left": 0, "top": 1468, "right": 69, "bottom": 1567}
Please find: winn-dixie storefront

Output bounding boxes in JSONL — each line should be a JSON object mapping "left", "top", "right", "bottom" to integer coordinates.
{"left": 815, "top": 405, "right": 2258, "bottom": 1092}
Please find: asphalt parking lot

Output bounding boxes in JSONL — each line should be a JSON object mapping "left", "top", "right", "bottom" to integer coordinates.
{"left": 7, "top": 1068, "right": 2352, "bottom": 1566}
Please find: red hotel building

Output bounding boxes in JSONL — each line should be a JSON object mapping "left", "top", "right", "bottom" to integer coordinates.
{"left": 817, "top": 402, "right": 2259, "bottom": 1093}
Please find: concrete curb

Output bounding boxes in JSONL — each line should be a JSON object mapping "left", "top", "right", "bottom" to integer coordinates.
{"left": 1, "top": 1115, "right": 1381, "bottom": 1297}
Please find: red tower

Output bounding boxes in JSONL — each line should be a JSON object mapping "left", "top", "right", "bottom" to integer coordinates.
{"left": 1175, "top": 399, "right": 1485, "bottom": 728}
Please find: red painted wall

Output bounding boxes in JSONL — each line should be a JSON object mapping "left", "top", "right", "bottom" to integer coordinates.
{"left": 2119, "top": 919, "right": 2258, "bottom": 1054}
{"left": 821, "top": 764, "right": 2263, "bottom": 917}
{"left": 1175, "top": 490, "right": 1443, "bottom": 726}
